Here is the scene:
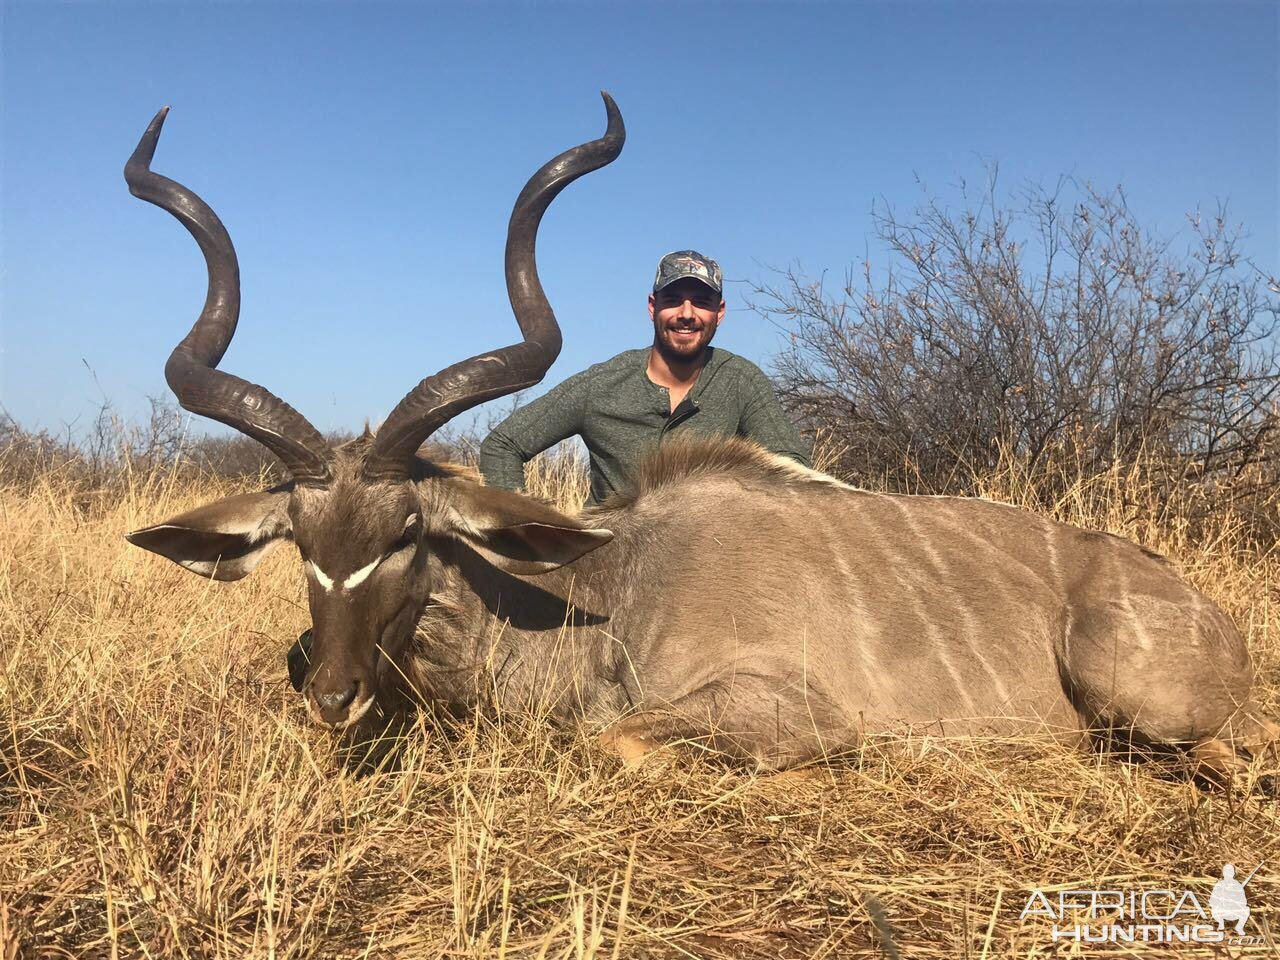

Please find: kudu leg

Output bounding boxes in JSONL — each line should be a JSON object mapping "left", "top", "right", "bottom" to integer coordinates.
{"left": 1189, "top": 737, "right": 1249, "bottom": 787}
{"left": 597, "top": 677, "right": 843, "bottom": 771}
{"left": 596, "top": 702, "right": 728, "bottom": 769}
{"left": 596, "top": 720, "right": 666, "bottom": 768}
{"left": 1228, "top": 708, "right": 1280, "bottom": 760}
{"left": 1203, "top": 707, "right": 1280, "bottom": 793}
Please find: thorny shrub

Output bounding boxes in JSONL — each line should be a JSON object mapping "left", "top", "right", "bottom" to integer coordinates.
{"left": 753, "top": 173, "right": 1280, "bottom": 540}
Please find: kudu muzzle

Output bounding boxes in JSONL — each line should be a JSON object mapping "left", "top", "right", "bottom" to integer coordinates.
{"left": 302, "top": 619, "right": 377, "bottom": 728}
{"left": 302, "top": 588, "right": 422, "bottom": 727}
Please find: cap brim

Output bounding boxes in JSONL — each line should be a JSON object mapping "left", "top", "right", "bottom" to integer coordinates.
{"left": 653, "top": 271, "right": 722, "bottom": 295}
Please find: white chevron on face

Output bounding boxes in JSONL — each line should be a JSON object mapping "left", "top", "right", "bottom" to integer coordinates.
{"left": 343, "top": 556, "right": 381, "bottom": 590}
{"left": 309, "top": 561, "right": 335, "bottom": 591}
{"left": 310, "top": 555, "right": 381, "bottom": 593}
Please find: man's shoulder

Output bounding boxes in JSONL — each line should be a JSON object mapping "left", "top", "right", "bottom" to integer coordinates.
{"left": 704, "top": 347, "right": 768, "bottom": 380}
{"left": 594, "top": 347, "right": 650, "bottom": 372}
{"left": 538, "top": 348, "right": 644, "bottom": 391}
{"left": 575, "top": 348, "right": 649, "bottom": 383}
{"left": 708, "top": 346, "right": 752, "bottom": 367}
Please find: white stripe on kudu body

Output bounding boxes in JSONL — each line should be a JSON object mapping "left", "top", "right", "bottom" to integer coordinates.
{"left": 888, "top": 496, "right": 1012, "bottom": 710}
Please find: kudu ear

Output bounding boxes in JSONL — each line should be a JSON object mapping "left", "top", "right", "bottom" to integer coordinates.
{"left": 435, "top": 480, "right": 612, "bottom": 576}
{"left": 125, "top": 487, "right": 293, "bottom": 582}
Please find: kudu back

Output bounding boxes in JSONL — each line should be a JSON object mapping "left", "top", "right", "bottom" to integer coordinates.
{"left": 123, "top": 99, "right": 1278, "bottom": 787}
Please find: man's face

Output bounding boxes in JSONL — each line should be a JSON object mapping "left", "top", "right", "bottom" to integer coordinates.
{"left": 648, "top": 277, "right": 726, "bottom": 362}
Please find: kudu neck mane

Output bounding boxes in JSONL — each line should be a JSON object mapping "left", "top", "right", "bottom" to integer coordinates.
{"left": 592, "top": 435, "right": 830, "bottom": 511}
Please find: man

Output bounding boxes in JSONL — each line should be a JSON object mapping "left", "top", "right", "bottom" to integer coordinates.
{"left": 480, "top": 250, "right": 810, "bottom": 504}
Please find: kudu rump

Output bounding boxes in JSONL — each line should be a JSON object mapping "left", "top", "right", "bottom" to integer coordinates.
{"left": 125, "top": 97, "right": 1277, "bottom": 786}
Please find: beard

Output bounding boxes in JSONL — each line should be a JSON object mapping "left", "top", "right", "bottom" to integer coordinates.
{"left": 652, "top": 319, "right": 718, "bottom": 366}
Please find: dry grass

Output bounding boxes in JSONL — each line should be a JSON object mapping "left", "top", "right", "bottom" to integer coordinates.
{"left": 1, "top": 447, "right": 1278, "bottom": 958}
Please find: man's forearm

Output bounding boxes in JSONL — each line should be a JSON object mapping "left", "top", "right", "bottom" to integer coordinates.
{"left": 764, "top": 428, "right": 811, "bottom": 467}
{"left": 479, "top": 430, "right": 530, "bottom": 491}
{"left": 741, "top": 376, "right": 811, "bottom": 467}
{"left": 479, "top": 374, "right": 589, "bottom": 490}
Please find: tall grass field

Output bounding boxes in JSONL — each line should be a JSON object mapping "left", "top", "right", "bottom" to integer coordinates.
{"left": 1, "top": 440, "right": 1277, "bottom": 958}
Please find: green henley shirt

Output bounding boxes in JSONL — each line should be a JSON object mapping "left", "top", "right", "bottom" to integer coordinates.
{"left": 479, "top": 347, "right": 810, "bottom": 504}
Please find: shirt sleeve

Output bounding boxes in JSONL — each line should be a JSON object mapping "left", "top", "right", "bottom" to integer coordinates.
{"left": 479, "top": 367, "right": 592, "bottom": 491}
{"left": 737, "top": 363, "right": 812, "bottom": 467}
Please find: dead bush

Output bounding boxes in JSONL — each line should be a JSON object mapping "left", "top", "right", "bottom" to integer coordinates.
{"left": 754, "top": 173, "right": 1280, "bottom": 539}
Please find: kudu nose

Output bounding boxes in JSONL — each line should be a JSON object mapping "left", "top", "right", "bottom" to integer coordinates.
{"left": 310, "top": 679, "right": 363, "bottom": 726}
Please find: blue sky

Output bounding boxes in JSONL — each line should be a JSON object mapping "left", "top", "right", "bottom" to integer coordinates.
{"left": 2, "top": 1, "right": 1276, "bottom": 438}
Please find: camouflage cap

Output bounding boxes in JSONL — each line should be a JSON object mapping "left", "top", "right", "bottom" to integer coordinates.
{"left": 652, "top": 250, "right": 723, "bottom": 296}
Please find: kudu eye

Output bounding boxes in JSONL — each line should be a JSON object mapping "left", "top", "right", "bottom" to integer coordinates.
{"left": 394, "top": 514, "right": 421, "bottom": 553}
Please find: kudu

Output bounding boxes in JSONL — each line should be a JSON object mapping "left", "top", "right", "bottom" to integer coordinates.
{"left": 124, "top": 98, "right": 1278, "bottom": 787}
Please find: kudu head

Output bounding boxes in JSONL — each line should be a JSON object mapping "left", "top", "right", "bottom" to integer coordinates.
{"left": 124, "top": 97, "right": 624, "bottom": 728}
